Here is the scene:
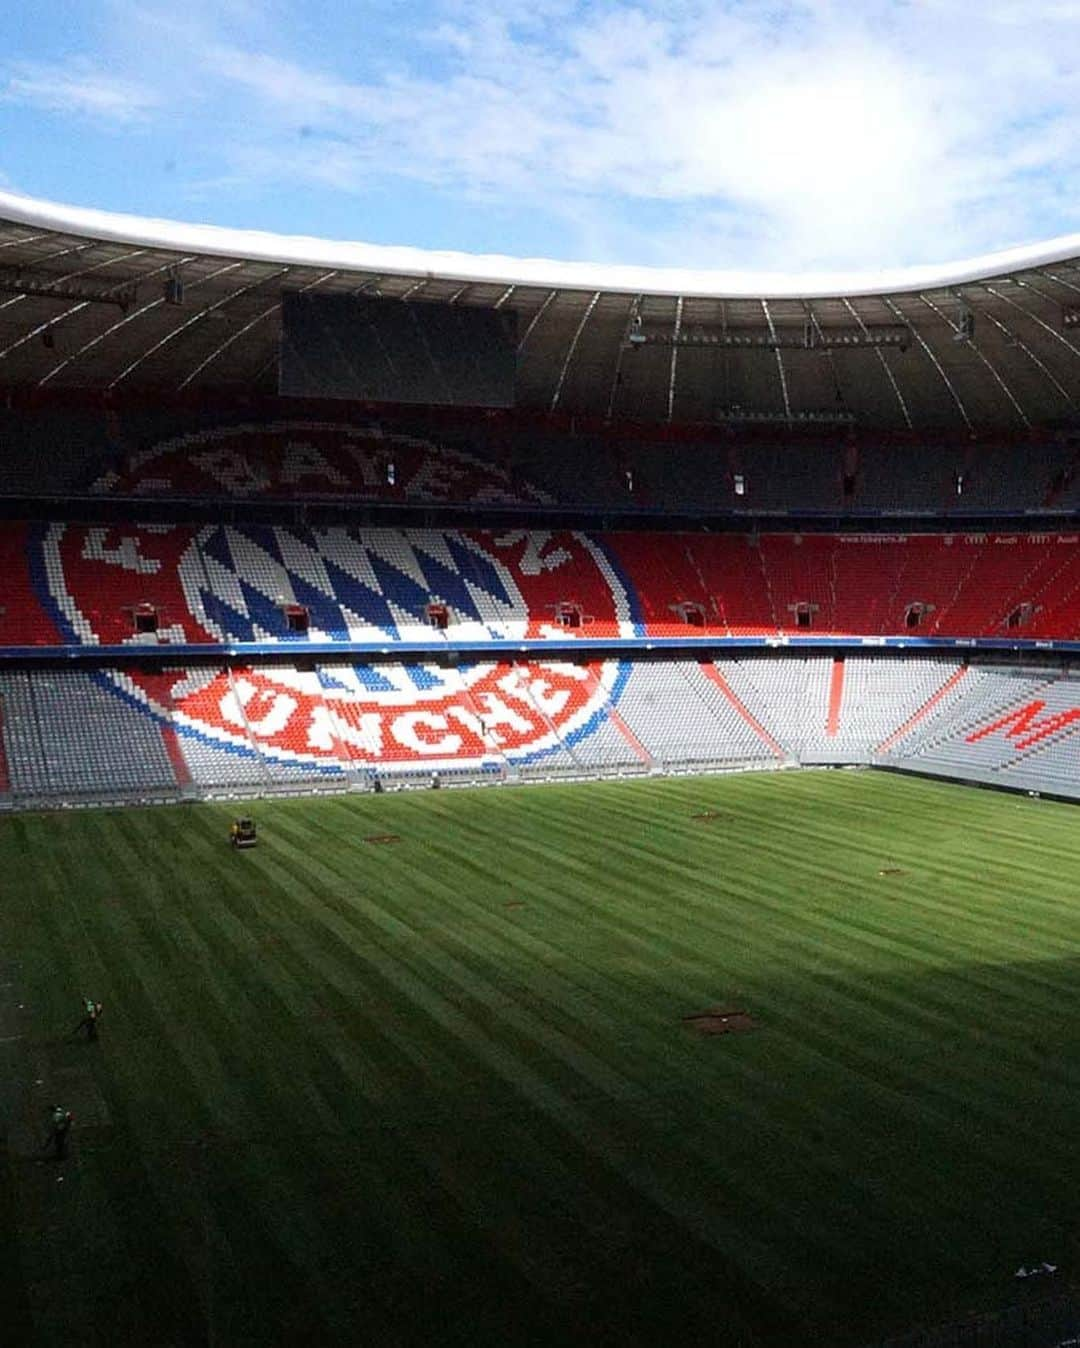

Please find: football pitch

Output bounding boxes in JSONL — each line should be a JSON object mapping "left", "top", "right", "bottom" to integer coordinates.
{"left": 3, "top": 768, "right": 1080, "bottom": 1347}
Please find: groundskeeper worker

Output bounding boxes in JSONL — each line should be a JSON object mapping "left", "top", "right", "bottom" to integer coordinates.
{"left": 74, "top": 997, "right": 102, "bottom": 1041}
{"left": 44, "top": 1105, "right": 73, "bottom": 1160}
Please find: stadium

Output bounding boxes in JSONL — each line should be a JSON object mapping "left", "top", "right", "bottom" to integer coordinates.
{"left": 3, "top": 187, "right": 1080, "bottom": 1346}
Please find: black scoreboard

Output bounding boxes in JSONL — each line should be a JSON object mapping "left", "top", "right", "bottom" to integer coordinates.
{"left": 280, "top": 292, "right": 517, "bottom": 407}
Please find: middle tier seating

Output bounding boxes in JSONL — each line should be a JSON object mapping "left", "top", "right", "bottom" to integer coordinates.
{"left": 3, "top": 524, "right": 1080, "bottom": 650}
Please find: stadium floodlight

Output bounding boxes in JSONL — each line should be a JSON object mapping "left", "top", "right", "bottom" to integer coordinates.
{"left": 807, "top": 324, "right": 910, "bottom": 352}
{"left": 627, "top": 323, "right": 909, "bottom": 352}
{"left": 0, "top": 265, "right": 137, "bottom": 311}
{"left": 163, "top": 272, "right": 184, "bottom": 306}
{"left": 715, "top": 407, "right": 857, "bottom": 425}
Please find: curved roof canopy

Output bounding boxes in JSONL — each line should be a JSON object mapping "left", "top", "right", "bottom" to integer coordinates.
{"left": 2, "top": 190, "right": 1080, "bottom": 432}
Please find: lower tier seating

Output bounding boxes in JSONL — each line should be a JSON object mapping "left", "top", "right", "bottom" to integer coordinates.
{"left": 880, "top": 667, "right": 1080, "bottom": 795}
{"left": 0, "top": 669, "right": 179, "bottom": 800}
{"left": 5, "top": 654, "right": 1080, "bottom": 808}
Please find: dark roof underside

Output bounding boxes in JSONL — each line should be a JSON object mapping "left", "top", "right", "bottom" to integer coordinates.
{"left": 3, "top": 217, "right": 1080, "bottom": 431}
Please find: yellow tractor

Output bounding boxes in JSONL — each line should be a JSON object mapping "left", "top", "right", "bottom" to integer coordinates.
{"left": 229, "top": 816, "right": 257, "bottom": 849}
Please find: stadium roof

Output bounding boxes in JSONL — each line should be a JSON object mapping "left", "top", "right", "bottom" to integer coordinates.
{"left": 2, "top": 190, "right": 1080, "bottom": 432}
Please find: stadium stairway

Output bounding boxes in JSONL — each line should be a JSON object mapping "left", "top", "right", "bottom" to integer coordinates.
{"left": 542, "top": 663, "right": 646, "bottom": 776}
{"left": 577, "top": 665, "right": 655, "bottom": 769}
{"left": 882, "top": 670, "right": 1056, "bottom": 764}
{"left": 875, "top": 665, "right": 970, "bottom": 755}
{"left": 696, "top": 663, "right": 788, "bottom": 761}
{"left": 825, "top": 659, "right": 845, "bottom": 738}
{"left": 0, "top": 697, "right": 9, "bottom": 803}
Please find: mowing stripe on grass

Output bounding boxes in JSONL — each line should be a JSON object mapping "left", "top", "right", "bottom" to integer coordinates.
{"left": 5, "top": 771, "right": 1080, "bottom": 1344}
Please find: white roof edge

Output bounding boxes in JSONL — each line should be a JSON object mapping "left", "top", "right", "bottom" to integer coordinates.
{"left": 3, "top": 189, "right": 1080, "bottom": 301}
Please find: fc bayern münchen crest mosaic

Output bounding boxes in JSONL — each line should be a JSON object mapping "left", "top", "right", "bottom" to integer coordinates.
{"left": 37, "top": 448, "right": 639, "bottom": 770}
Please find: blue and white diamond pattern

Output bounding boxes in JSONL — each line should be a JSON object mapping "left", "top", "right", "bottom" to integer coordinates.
{"left": 182, "top": 525, "right": 527, "bottom": 644}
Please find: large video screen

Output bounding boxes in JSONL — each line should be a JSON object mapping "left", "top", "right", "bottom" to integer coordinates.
{"left": 280, "top": 293, "right": 517, "bottom": 406}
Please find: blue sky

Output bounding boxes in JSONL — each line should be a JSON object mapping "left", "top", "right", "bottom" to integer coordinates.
{"left": 2, "top": 0, "right": 1080, "bottom": 272}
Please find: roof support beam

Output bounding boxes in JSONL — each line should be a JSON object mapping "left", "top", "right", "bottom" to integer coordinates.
{"left": 605, "top": 293, "right": 640, "bottom": 421}
{"left": 666, "top": 296, "right": 684, "bottom": 422}
{"left": 840, "top": 297, "right": 913, "bottom": 429}
{"left": 249, "top": 346, "right": 283, "bottom": 388}
{"left": 37, "top": 258, "right": 215, "bottom": 387}
{"left": 108, "top": 265, "right": 281, "bottom": 389}
{"left": 760, "top": 299, "right": 791, "bottom": 420}
{"left": 0, "top": 231, "right": 59, "bottom": 253}
{"left": 517, "top": 290, "right": 557, "bottom": 353}
{"left": 0, "top": 247, "right": 152, "bottom": 365}
{"left": 1004, "top": 277, "right": 1080, "bottom": 362}
{"left": 1043, "top": 269, "right": 1080, "bottom": 297}
{"left": 177, "top": 269, "right": 339, "bottom": 391}
{"left": 550, "top": 291, "right": 600, "bottom": 412}
{"left": 801, "top": 300, "right": 847, "bottom": 414}
{"left": 986, "top": 280, "right": 1080, "bottom": 369}
{"left": 919, "top": 292, "right": 1029, "bottom": 427}
{"left": 881, "top": 295, "right": 971, "bottom": 430}
{"left": 972, "top": 288, "right": 1073, "bottom": 405}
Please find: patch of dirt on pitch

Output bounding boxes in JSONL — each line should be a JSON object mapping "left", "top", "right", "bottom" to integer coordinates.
{"left": 364, "top": 834, "right": 402, "bottom": 844}
{"left": 504, "top": 901, "right": 526, "bottom": 910}
{"left": 691, "top": 810, "right": 731, "bottom": 822}
{"left": 309, "top": 997, "right": 347, "bottom": 1024}
{"left": 682, "top": 1007, "right": 760, "bottom": 1035}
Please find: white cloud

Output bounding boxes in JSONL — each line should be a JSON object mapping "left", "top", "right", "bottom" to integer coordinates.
{"left": 9, "top": 2, "right": 1080, "bottom": 270}
{"left": 1, "top": 59, "right": 159, "bottom": 123}
{"left": 180, "top": 1, "right": 1080, "bottom": 268}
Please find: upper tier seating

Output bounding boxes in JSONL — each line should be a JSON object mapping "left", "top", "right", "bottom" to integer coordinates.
{"left": 6, "top": 412, "right": 1077, "bottom": 515}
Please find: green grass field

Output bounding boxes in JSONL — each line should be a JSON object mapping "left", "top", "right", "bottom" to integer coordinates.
{"left": 3, "top": 769, "right": 1080, "bottom": 1346}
